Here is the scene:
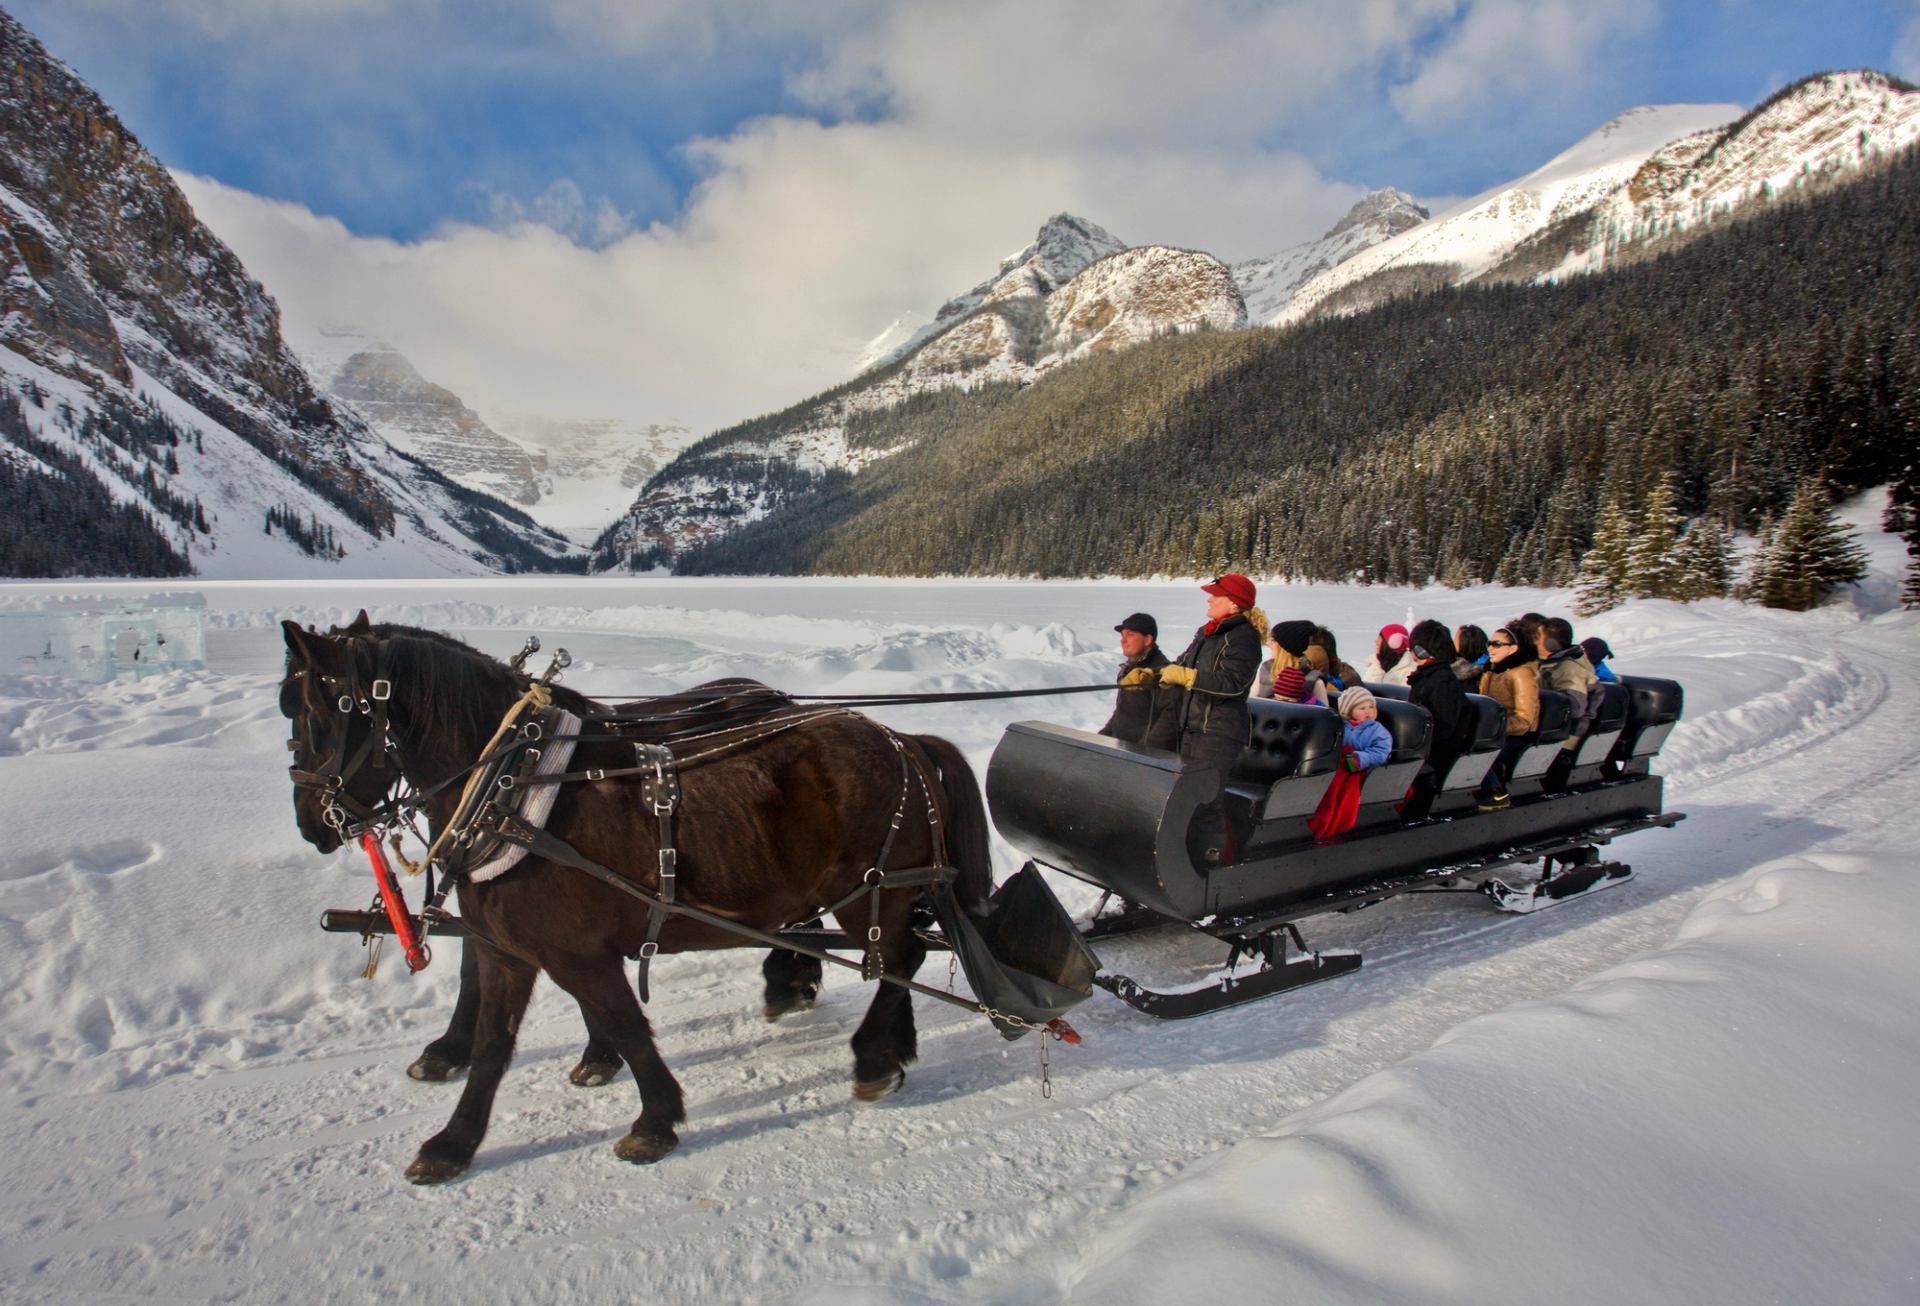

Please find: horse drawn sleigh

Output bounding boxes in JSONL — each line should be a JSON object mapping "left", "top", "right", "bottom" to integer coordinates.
{"left": 287, "top": 614, "right": 1681, "bottom": 1181}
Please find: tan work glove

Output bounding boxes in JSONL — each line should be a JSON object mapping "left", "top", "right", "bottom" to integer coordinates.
{"left": 1158, "top": 665, "right": 1195, "bottom": 689}
{"left": 1118, "top": 667, "right": 1159, "bottom": 689}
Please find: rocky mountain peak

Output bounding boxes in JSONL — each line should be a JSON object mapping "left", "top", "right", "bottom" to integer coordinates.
{"left": 1325, "top": 188, "right": 1430, "bottom": 239}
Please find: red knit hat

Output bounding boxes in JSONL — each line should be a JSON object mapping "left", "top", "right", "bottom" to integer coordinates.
{"left": 1201, "top": 573, "right": 1256, "bottom": 609}
{"left": 1272, "top": 666, "right": 1308, "bottom": 701}
{"left": 1378, "top": 623, "right": 1410, "bottom": 651}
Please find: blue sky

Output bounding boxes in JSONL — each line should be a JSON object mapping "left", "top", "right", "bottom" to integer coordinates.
{"left": 9, "top": 1, "right": 1918, "bottom": 430}
{"left": 18, "top": 1, "right": 1914, "bottom": 246}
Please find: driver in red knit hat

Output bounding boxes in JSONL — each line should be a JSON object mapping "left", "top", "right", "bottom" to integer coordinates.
{"left": 1133, "top": 573, "right": 1267, "bottom": 865}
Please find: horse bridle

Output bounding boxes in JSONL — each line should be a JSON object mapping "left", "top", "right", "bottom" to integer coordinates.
{"left": 287, "top": 636, "right": 407, "bottom": 838}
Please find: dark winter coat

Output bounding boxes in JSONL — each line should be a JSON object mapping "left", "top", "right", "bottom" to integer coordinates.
{"left": 1098, "top": 645, "right": 1170, "bottom": 744}
{"left": 1408, "top": 658, "right": 1478, "bottom": 773}
{"left": 1537, "top": 645, "right": 1599, "bottom": 747}
{"left": 1479, "top": 645, "right": 1540, "bottom": 736}
{"left": 1144, "top": 608, "right": 1268, "bottom": 762}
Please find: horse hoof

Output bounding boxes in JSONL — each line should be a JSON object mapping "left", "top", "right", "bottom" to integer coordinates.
{"left": 569, "top": 1057, "right": 622, "bottom": 1087}
{"left": 405, "top": 1153, "right": 468, "bottom": 1185}
{"left": 762, "top": 992, "right": 817, "bottom": 1022}
{"left": 614, "top": 1130, "right": 679, "bottom": 1165}
{"left": 407, "top": 1052, "right": 467, "bottom": 1083}
{"left": 852, "top": 1067, "right": 905, "bottom": 1102}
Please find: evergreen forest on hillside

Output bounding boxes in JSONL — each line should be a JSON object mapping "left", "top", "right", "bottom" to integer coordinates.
{"left": 0, "top": 390, "right": 193, "bottom": 577}
{"left": 668, "top": 144, "right": 1920, "bottom": 589}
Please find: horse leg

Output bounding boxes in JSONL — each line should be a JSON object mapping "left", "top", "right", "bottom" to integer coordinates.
{"left": 841, "top": 903, "right": 928, "bottom": 1102}
{"left": 568, "top": 1007, "right": 626, "bottom": 1087}
{"left": 405, "top": 944, "right": 538, "bottom": 1185}
{"left": 761, "top": 946, "right": 824, "bottom": 1021}
{"left": 410, "top": 935, "right": 619, "bottom": 1087}
{"left": 409, "top": 934, "right": 481, "bottom": 1081}
{"left": 544, "top": 956, "right": 686, "bottom": 1164}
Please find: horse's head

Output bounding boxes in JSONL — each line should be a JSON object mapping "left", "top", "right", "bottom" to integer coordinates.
{"left": 281, "top": 610, "right": 399, "bottom": 854}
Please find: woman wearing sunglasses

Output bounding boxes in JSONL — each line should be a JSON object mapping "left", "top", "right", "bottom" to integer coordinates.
{"left": 1475, "top": 623, "right": 1539, "bottom": 810}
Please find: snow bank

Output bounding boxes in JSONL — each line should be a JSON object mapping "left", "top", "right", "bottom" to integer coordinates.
{"left": 0, "top": 575, "right": 1914, "bottom": 1302}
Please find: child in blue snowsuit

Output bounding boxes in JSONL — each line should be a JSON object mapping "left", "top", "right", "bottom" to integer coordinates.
{"left": 1337, "top": 685, "right": 1393, "bottom": 772}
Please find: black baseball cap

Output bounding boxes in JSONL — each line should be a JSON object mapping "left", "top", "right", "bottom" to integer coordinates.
{"left": 1115, "top": 613, "right": 1158, "bottom": 638}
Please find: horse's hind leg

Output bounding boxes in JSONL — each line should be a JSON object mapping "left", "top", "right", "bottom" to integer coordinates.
{"left": 545, "top": 956, "right": 686, "bottom": 1165}
{"left": 406, "top": 943, "right": 538, "bottom": 1185}
{"left": 841, "top": 905, "right": 928, "bottom": 1102}
{"left": 761, "top": 946, "right": 823, "bottom": 1021}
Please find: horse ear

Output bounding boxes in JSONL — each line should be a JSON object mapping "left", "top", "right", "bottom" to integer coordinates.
{"left": 345, "top": 609, "right": 373, "bottom": 635}
{"left": 283, "top": 619, "right": 314, "bottom": 658}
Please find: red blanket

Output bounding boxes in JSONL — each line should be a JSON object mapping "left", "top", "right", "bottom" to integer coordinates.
{"left": 1308, "top": 747, "right": 1366, "bottom": 842}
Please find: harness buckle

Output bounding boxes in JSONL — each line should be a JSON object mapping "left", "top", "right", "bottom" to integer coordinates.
{"left": 522, "top": 720, "right": 543, "bottom": 741}
{"left": 370, "top": 679, "right": 392, "bottom": 701}
{"left": 337, "top": 694, "right": 354, "bottom": 713}
{"left": 658, "top": 848, "right": 677, "bottom": 881}
{"left": 496, "top": 775, "right": 515, "bottom": 790}
{"left": 867, "top": 925, "right": 882, "bottom": 943}
{"left": 587, "top": 768, "right": 606, "bottom": 781}
{"left": 639, "top": 941, "right": 659, "bottom": 959}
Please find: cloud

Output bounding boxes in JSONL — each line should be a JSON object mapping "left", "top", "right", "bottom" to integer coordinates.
{"left": 1391, "top": 0, "right": 1664, "bottom": 124}
{"left": 1895, "top": 2, "right": 1920, "bottom": 82}
{"left": 473, "top": 180, "right": 638, "bottom": 249}
{"left": 165, "top": 0, "right": 1691, "bottom": 449}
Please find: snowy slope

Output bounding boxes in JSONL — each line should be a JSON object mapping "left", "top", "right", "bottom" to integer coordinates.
{"left": 1526, "top": 71, "right": 1920, "bottom": 281}
{"left": 854, "top": 214, "right": 1128, "bottom": 376}
{"left": 0, "top": 515, "right": 1914, "bottom": 1300}
{"left": 1278, "top": 103, "right": 1742, "bottom": 325}
{"left": 1232, "top": 188, "right": 1429, "bottom": 323}
{"left": 598, "top": 224, "right": 1245, "bottom": 567}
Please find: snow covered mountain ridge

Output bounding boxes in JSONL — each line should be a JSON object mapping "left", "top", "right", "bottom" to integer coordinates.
{"left": 0, "top": 8, "right": 577, "bottom": 577}
{"left": 1280, "top": 73, "right": 1920, "bottom": 325}
{"left": 593, "top": 216, "right": 1251, "bottom": 568}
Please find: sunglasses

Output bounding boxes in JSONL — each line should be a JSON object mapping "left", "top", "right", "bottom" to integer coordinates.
{"left": 1489, "top": 638, "right": 1515, "bottom": 648}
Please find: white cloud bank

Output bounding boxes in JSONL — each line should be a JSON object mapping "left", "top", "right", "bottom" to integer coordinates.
{"left": 175, "top": 0, "right": 1677, "bottom": 436}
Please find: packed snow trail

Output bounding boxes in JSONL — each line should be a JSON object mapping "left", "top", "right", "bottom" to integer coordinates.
{"left": 0, "top": 579, "right": 1913, "bottom": 1303}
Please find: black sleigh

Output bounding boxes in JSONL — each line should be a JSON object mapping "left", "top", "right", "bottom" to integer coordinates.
{"left": 986, "top": 676, "right": 1685, "bottom": 1018}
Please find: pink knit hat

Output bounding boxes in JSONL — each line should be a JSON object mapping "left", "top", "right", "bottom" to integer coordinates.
{"left": 1378, "top": 623, "right": 1410, "bottom": 652}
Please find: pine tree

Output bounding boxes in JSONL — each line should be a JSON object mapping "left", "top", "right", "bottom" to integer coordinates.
{"left": 1573, "top": 497, "right": 1633, "bottom": 616}
{"left": 1622, "top": 476, "right": 1685, "bottom": 598}
{"left": 1673, "top": 517, "right": 1736, "bottom": 600}
{"left": 1747, "top": 479, "right": 1869, "bottom": 610}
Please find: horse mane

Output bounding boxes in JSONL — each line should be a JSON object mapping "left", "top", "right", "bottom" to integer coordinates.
{"left": 345, "top": 622, "right": 788, "bottom": 745}
{"left": 350, "top": 626, "right": 526, "bottom": 750}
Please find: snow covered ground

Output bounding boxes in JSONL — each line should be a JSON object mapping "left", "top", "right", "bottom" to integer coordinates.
{"left": 0, "top": 564, "right": 1915, "bottom": 1303}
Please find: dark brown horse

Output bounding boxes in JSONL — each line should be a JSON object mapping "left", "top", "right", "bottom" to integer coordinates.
{"left": 281, "top": 616, "right": 991, "bottom": 1183}
{"left": 294, "top": 619, "right": 824, "bottom": 1088}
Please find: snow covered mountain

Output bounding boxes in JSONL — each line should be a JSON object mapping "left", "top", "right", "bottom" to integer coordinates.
{"left": 286, "top": 324, "right": 694, "bottom": 545}
{"left": 1281, "top": 74, "right": 1920, "bottom": 325}
{"left": 854, "top": 213, "right": 1128, "bottom": 375}
{"left": 487, "top": 411, "right": 692, "bottom": 543}
{"left": 1232, "top": 188, "right": 1430, "bottom": 323}
{"left": 297, "top": 329, "right": 542, "bottom": 507}
{"left": 0, "top": 8, "right": 576, "bottom": 577}
{"left": 1493, "top": 71, "right": 1920, "bottom": 283}
{"left": 594, "top": 215, "right": 1247, "bottom": 568}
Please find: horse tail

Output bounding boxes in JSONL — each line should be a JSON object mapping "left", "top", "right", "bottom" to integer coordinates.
{"left": 911, "top": 734, "right": 993, "bottom": 915}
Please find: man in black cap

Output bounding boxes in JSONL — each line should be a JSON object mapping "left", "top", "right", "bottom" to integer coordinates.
{"left": 1099, "top": 612, "right": 1168, "bottom": 744}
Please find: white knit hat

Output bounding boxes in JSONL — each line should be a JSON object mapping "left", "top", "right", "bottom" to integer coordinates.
{"left": 1337, "top": 685, "right": 1377, "bottom": 719}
